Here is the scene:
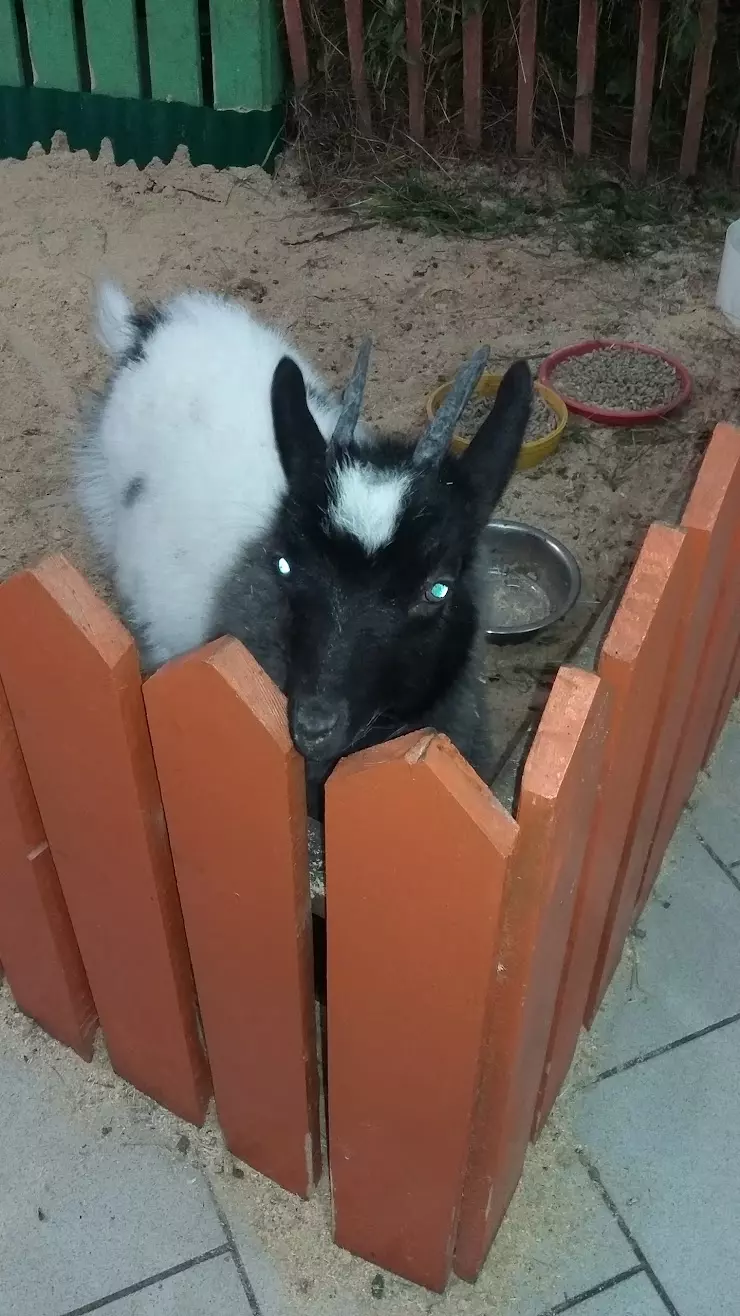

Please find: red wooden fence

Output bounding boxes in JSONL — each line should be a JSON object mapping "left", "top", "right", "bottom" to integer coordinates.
{"left": 0, "top": 424, "right": 738, "bottom": 1291}
{"left": 288, "top": 0, "right": 729, "bottom": 178}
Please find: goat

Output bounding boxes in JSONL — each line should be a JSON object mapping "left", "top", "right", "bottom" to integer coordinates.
{"left": 76, "top": 284, "right": 532, "bottom": 809}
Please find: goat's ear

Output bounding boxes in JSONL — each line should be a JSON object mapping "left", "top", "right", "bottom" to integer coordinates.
{"left": 457, "top": 360, "right": 532, "bottom": 522}
{"left": 271, "top": 357, "right": 327, "bottom": 490}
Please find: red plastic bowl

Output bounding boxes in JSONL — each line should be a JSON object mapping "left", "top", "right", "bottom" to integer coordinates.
{"left": 538, "top": 339, "right": 692, "bottom": 427}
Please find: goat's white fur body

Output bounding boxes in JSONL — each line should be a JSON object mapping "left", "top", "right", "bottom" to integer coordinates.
{"left": 78, "top": 285, "right": 352, "bottom": 666}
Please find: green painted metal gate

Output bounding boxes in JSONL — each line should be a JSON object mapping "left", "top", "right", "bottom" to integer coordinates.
{"left": 0, "top": 0, "right": 285, "bottom": 169}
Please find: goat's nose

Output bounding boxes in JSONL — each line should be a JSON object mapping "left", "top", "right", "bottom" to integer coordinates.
{"left": 291, "top": 700, "right": 342, "bottom": 757}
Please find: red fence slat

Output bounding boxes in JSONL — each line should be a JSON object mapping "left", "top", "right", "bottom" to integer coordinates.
{"left": 144, "top": 638, "right": 321, "bottom": 1197}
{"left": 406, "top": 0, "right": 424, "bottom": 142}
{"left": 282, "top": 0, "right": 309, "bottom": 89}
{"left": 454, "top": 668, "right": 609, "bottom": 1282}
{"left": 630, "top": 0, "right": 661, "bottom": 176}
{"left": 586, "top": 530, "right": 699, "bottom": 1018}
{"left": 343, "top": 0, "right": 372, "bottom": 135}
{"left": 326, "top": 731, "right": 517, "bottom": 1292}
{"left": 516, "top": 0, "right": 538, "bottom": 155}
{"left": 679, "top": 0, "right": 719, "bottom": 179}
{"left": 631, "top": 424, "right": 740, "bottom": 918}
{"left": 573, "top": 0, "right": 598, "bottom": 158}
{"left": 639, "top": 426, "right": 740, "bottom": 904}
{"left": 463, "top": 9, "right": 483, "bottom": 150}
{"left": 0, "top": 679, "right": 96, "bottom": 1057}
{"left": 533, "top": 525, "right": 689, "bottom": 1135}
{"left": 0, "top": 557, "right": 210, "bottom": 1124}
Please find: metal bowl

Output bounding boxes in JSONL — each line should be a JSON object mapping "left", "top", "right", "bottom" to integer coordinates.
{"left": 481, "top": 519, "right": 581, "bottom": 643}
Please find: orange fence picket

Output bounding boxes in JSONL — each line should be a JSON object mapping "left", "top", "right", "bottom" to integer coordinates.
{"left": 326, "top": 731, "right": 517, "bottom": 1292}
{"left": 634, "top": 424, "right": 740, "bottom": 918}
{"left": 533, "top": 524, "right": 689, "bottom": 1135}
{"left": 454, "top": 667, "right": 609, "bottom": 1282}
{"left": 586, "top": 527, "right": 696, "bottom": 1018}
{"left": 144, "top": 638, "right": 321, "bottom": 1198}
{"left": 0, "top": 679, "right": 96, "bottom": 1058}
{"left": 0, "top": 557, "right": 210, "bottom": 1124}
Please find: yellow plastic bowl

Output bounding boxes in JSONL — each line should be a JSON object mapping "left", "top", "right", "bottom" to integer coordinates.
{"left": 426, "top": 372, "right": 568, "bottom": 472}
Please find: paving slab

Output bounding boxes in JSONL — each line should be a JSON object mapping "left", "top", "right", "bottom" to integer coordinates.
{"left": 689, "top": 712, "right": 740, "bottom": 873}
{"left": 0, "top": 1051, "right": 225, "bottom": 1316}
{"left": 576, "top": 1019, "right": 740, "bottom": 1316}
{"left": 74, "top": 1254, "right": 254, "bottom": 1316}
{"left": 555, "top": 1271, "right": 671, "bottom": 1316}
{"left": 588, "top": 819, "right": 740, "bottom": 1075}
{"left": 213, "top": 1116, "right": 636, "bottom": 1316}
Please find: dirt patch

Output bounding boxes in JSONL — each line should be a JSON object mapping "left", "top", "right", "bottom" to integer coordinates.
{"left": 0, "top": 141, "right": 737, "bottom": 769}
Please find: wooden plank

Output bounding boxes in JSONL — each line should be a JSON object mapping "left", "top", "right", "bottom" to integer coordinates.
{"left": 515, "top": 0, "right": 537, "bottom": 155}
{"left": 282, "top": 0, "right": 309, "bottom": 90}
{"left": 326, "top": 731, "right": 517, "bottom": 1292}
{"left": 631, "top": 424, "right": 740, "bottom": 919}
{"left": 573, "top": 0, "right": 598, "bottom": 158}
{"left": 82, "top": 0, "right": 140, "bottom": 98}
{"left": 0, "top": 679, "right": 96, "bottom": 1057}
{"left": 210, "top": 0, "right": 282, "bottom": 112}
{"left": 454, "top": 669, "right": 609, "bottom": 1282}
{"left": 679, "top": 0, "right": 719, "bottom": 179}
{"left": 462, "top": 9, "right": 482, "bottom": 150}
{"left": 145, "top": 0, "right": 202, "bottom": 106}
{"left": 406, "top": 0, "right": 424, "bottom": 143}
{"left": 0, "top": 557, "right": 210, "bottom": 1124}
{"left": 630, "top": 0, "right": 661, "bottom": 176}
{"left": 639, "top": 427, "right": 740, "bottom": 906}
{"left": 533, "top": 525, "right": 689, "bottom": 1136}
{"left": 144, "top": 637, "right": 321, "bottom": 1197}
{"left": 0, "top": 0, "right": 24, "bottom": 86}
{"left": 343, "top": 0, "right": 371, "bottom": 136}
{"left": 733, "top": 125, "right": 740, "bottom": 186}
{"left": 586, "top": 529, "right": 696, "bottom": 1018}
{"left": 22, "top": 0, "right": 79, "bottom": 91}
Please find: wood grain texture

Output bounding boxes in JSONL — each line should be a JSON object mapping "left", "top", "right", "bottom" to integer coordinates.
{"left": 145, "top": 637, "right": 321, "bottom": 1197}
{"left": 534, "top": 525, "right": 689, "bottom": 1133}
{"left": 0, "top": 556, "right": 210, "bottom": 1124}
{"left": 326, "top": 731, "right": 517, "bottom": 1291}
{"left": 0, "top": 679, "right": 96, "bottom": 1056}
{"left": 455, "top": 668, "right": 609, "bottom": 1279}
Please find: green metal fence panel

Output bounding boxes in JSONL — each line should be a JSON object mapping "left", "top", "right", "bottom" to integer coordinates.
{"left": 209, "top": 0, "right": 283, "bottom": 112}
{"left": 0, "top": 83, "right": 283, "bottom": 169}
{"left": 0, "top": 0, "right": 24, "bottom": 86}
{"left": 82, "top": 0, "right": 140, "bottom": 99}
{"left": 22, "top": 0, "right": 80, "bottom": 92}
{"left": 146, "top": 0, "right": 202, "bottom": 106}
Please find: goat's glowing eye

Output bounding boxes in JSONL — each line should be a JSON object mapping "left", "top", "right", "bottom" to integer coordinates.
{"left": 277, "top": 556, "right": 291, "bottom": 577}
{"left": 426, "top": 581, "right": 449, "bottom": 603}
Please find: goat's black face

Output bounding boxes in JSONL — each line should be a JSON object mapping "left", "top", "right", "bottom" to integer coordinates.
{"left": 270, "top": 353, "right": 532, "bottom": 765}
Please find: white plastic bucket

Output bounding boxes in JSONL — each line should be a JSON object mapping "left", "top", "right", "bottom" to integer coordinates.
{"left": 716, "top": 219, "right": 740, "bottom": 329}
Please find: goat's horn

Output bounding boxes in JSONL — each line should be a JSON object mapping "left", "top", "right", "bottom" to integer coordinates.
{"left": 413, "top": 346, "right": 490, "bottom": 467}
{"left": 331, "top": 338, "right": 372, "bottom": 447}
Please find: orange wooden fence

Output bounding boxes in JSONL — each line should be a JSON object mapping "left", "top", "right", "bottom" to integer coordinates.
{"left": 286, "top": 0, "right": 733, "bottom": 177}
{"left": 0, "top": 423, "right": 738, "bottom": 1291}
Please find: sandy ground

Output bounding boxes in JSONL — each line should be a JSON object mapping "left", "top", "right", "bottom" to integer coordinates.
{"left": 1, "top": 139, "right": 738, "bottom": 761}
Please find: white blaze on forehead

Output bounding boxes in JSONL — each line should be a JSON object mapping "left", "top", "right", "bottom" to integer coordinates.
{"left": 328, "top": 462, "right": 411, "bottom": 553}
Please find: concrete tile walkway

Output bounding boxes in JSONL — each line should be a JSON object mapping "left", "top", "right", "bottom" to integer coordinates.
{"left": 1, "top": 708, "right": 738, "bottom": 1316}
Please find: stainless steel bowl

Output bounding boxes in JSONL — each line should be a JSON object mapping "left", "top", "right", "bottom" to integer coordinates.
{"left": 481, "top": 519, "right": 581, "bottom": 643}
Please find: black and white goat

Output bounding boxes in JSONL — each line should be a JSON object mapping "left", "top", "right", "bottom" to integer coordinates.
{"left": 76, "top": 284, "right": 532, "bottom": 804}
